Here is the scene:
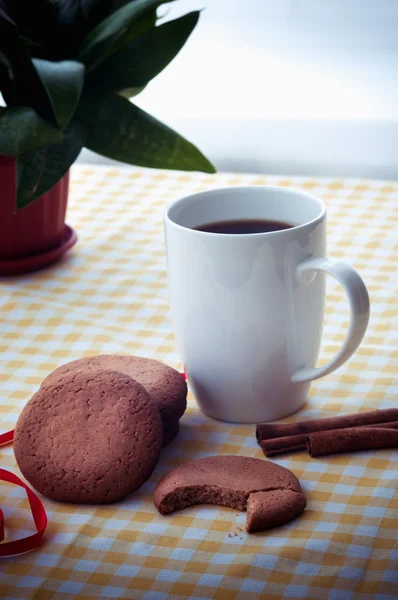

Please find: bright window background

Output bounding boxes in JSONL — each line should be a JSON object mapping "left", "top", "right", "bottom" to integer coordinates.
{"left": 82, "top": 0, "right": 398, "bottom": 178}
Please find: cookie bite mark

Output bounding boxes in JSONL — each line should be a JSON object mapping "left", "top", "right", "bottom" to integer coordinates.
{"left": 157, "top": 484, "right": 249, "bottom": 514}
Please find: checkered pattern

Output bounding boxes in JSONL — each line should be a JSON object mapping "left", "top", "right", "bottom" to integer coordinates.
{"left": 0, "top": 166, "right": 397, "bottom": 600}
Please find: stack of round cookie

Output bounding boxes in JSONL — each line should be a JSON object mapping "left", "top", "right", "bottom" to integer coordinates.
{"left": 13, "top": 356, "right": 187, "bottom": 504}
{"left": 42, "top": 355, "right": 187, "bottom": 446}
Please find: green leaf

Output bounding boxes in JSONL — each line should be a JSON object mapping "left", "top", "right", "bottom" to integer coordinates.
{"left": 80, "top": 1, "right": 139, "bottom": 30}
{"left": 0, "top": 106, "right": 63, "bottom": 155}
{"left": 78, "top": 93, "right": 215, "bottom": 173}
{"left": 15, "top": 146, "right": 48, "bottom": 209}
{"left": 56, "top": 0, "right": 82, "bottom": 27}
{"left": 118, "top": 85, "right": 146, "bottom": 99}
{"left": 0, "top": 3, "right": 26, "bottom": 100}
{"left": 16, "top": 118, "right": 86, "bottom": 209}
{"left": 0, "top": 18, "right": 73, "bottom": 128}
{"left": 109, "top": 0, "right": 134, "bottom": 10}
{"left": 0, "top": 49, "right": 11, "bottom": 68}
{"left": 80, "top": 0, "right": 115, "bottom": 30}
{"left": 50, "top": 1, "right": 119, "bottom": 60}
{"left": 32, "top": 59, "right": 85, "bottom": 129}
{"left": 77, "top": 0, "right": 169, "bottom": 69}
{"left": 3, "top": 54, "right": 61, "bottom": 127}
{"left": 45, "top": 0, "right": 84, "bottom": 60}
{"left": 3, "top": 0, "right": 57, "bottom": 46}
{"left": 89, "top": 12, "right": 200, "bottom": 93}
{"left": 0, "top": 59, "right": 13, "bottom": 99}
{"left": 0, "top": 2, "right": 15, "bottom": 25}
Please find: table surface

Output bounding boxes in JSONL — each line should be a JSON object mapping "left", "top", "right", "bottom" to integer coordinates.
{"left": 0, "top": 166, "right": 397, "bottom": 600}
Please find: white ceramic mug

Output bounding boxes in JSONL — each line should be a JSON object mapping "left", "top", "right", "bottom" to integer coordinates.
{"left": 164, "top": 186, "right": 370, "bottom": 423}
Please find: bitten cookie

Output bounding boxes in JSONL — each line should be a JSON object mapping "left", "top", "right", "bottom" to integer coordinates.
{"left": 42, "top": 355, "right": 187, "bottom": 443}
{"left": 153, "top": 455, "right": 306, "bottom": 532}
{"left": 15, "top": 369, "right": 163, "bottom": 503}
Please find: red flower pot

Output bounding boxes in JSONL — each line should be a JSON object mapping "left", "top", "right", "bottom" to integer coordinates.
{"left": 0, "top": 156, "right": 77, "bottom": 275}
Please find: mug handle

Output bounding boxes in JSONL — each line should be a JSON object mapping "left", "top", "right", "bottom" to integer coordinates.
{"left": 291, "top": 258, "right": 370, "bottom": 384}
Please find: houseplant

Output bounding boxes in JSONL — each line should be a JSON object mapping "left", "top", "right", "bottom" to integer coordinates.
{"left": 0, "top": 0, "right": 214, "bottom": 273}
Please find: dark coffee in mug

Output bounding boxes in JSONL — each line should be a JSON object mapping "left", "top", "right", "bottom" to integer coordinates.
{"left": 194, "top": 219, "right": 294, "bottom": 234}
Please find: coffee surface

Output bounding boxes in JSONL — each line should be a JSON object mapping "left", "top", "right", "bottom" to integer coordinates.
{"left": 194, "top": 218, "right": 294, "bottom": 234}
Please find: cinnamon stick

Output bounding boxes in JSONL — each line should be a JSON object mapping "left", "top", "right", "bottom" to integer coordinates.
{"left": 307, "top": 427, "right": 398, "bottom": 457}
{"left": 260, "top": 420, "right": 398, "bottom": 457}
{"left": 256, "top": 408, "right": 398, "bottom": 442}
{"left": 260, "top": 436, "right": 306, "bottom": 456}
{"left": 265, "top": 443, "right": 306, "bottom": 457}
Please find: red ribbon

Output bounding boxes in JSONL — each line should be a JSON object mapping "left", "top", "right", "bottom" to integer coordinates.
{"left": 0, "top": 429, "right": 14, "bottom": 445}
{"left": 0, "top": 429, "right": 47, "bottom": 556}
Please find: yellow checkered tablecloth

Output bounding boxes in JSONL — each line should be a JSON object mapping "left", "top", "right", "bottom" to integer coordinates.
{"left": 0, "top": 165, "right": 397, "bottom": 600}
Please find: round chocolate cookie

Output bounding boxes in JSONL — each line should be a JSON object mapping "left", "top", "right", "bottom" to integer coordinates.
{"left": 153, "top": 455, "right": 306, "bottom": 532}
{"left": 15, "top": 369, "right": 163, "bottom": 503}
{"left": 42, "top": 356, "right": 187, "bottom": 441}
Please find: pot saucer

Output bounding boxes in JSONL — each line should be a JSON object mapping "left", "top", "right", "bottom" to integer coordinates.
{"left": 0, "top": 224, "right": 77, "bottom": 276}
